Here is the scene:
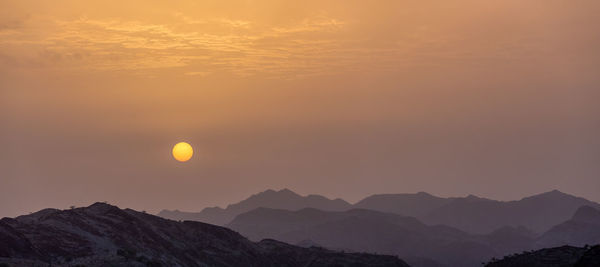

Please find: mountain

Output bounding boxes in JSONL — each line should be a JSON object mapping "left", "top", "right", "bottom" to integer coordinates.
{"left": 420, "top": 190, "right": 600, "bottom": 234}
{"left": 484, "top": 245, "right": 600, "bottom": 267}
{"left": 158, "top": 189, "right": 352, "bottom": 225}
{"left": 0, "top": 203, "right": 409, "bottom": 267}
{"left": 536, "top": 206, "right": 600, "bottom": 248}
{"left": 481, "top": 226, "right": 537, "bottom": 256}
{"left": 228, "top": 207, "right": 536, "bottom": 267}
{"left": 354, "top": 192, "right": 452, "bottom": 218}
{"left": 227, "top": 203, "right": 600, "bottom": 267}
{"left": 160, "top": 189, "right": 600, "bottom": 234}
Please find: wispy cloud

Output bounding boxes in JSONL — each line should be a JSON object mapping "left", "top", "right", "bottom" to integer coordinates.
{"left": 0, "top": 9, "right": 443, "bottom": 79}
{"left": 3, "top": 1, "right": 596, "bottom": 79}
{"left": 0, "top": 14, "right": 366, "bottom": 77}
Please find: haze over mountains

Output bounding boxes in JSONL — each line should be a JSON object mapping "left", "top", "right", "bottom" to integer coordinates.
{"left": 159, "top": 189, "right": 600, "bottom": 234}
{"left": 0, "top": 203, "right": 408, "bottom": 267}
{"left": 536, "top": 205, "right": 600, "bottom": 249}
{"left": 159, "top": 189, "right": 352, "bottom": 226}
{"left": 228, "top": 207, "right": 498, "bottom": 266}
{"left": 228, "top": 205, "right": 600, "bottom": 266}
{"left": 1, "top": 189, "right": 599, "bottom": 267}
{"left": 159, "top": 188, "right": 600, "bottom": 267}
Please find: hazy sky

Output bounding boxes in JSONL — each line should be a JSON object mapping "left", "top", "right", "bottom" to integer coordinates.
{"left": 1, "top": 0, "right": 599, "bottom": 217}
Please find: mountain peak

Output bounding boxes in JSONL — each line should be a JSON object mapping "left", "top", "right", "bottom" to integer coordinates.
{"left": 278, "top": 188, "right": 295, "bottom": 194}
{"left": 85, "top": 202, "right": 122, "bottom": 214}
{"left": 518, "top": 190, "right": 576, "bottom": 202}
{"left": 463, "top": 194, "right": 487, "bottom": 201}
{"left": 546, "top": 189, "right": 566, "bottom": 195}
{"left": 258, "top": 188, "right": 300, "bottom": 197}
{"left": 88, "top": 201, "right": 117, "bottom": 209}
{"left": 537, "top": 189, "right": 568, "bottom": 197}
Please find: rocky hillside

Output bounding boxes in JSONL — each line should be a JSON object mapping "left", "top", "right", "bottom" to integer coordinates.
{"left": 0, "top": 203, "right": 408, "bottom": 267}
{"left": 484, "top": 245, "right": 600, "bottom": 267}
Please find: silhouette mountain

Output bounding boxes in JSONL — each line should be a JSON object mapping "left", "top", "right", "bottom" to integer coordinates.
{"left": 354, "top": 192, "right": 452, "bottom": 218}
{"left": 484, "top": 245, "right": 600, "bottom": 267}
{"left": 228, "top": 202, "right": 600, "bottom": 267}
{"left": 166, "top": 188, "right": 600, "bottom": 234}
{"left": 0, "top": 203, "right": 408, "bottom": 266}
{"left": 155, "top": 189, "right": 600, "bottom": 266}
{"left": 536, "top": 206, "right": 600, "bottom": 248}
{"left": 572, "top": 206, "right": 600, "bottom": 223}
{"left": 419, "top": 190, "right": 600, "bottom": 234}
{"left": 481, "top": 226, "right": 537, "bottom": 256}
{"left": 158, "top": 189, "right": 351, "bottom": 225}
{"left": 228, "top": 207, "right": 539, "bottom": 267}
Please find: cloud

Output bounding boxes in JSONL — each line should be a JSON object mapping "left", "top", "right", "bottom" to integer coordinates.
{"left": 0, "top": 13, "right": 359, "bottom": 76}
{"left": 1, "top": 0, "right": 599, "bottom": 79}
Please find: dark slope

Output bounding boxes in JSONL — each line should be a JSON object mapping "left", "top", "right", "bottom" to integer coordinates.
{"left": 484, "top": 245, "right": 600, "bottom": 267}
{"left": 158, "top": 189, "right": 351, "bottom": 226}
{"left": 421, "top": 190, "right": 600, "bottom": 234}
{"left": 228, "top": 204, "right": 600, "bottom": 267}
{"left": 0, "top": 203, "right": 408, "bottom": 267}
{"left": 228, "top": 207, "right": 537, "bottom": 267}
{"left": 576, "top": 245, "right": 600, "bottom": 266}
{"left": 536, "top": 206, "right": 600, "bottom": 248}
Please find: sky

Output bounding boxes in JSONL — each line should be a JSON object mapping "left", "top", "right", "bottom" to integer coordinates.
{"left": 1, "top": 0, "right": 599, "bottom": 217}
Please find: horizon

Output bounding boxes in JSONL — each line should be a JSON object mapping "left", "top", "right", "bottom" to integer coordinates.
{"left": 2, "top": 187, "right": 594, "bottom": 218}
{"left": 2, "top": 0, "right": 599, "bottom": 219}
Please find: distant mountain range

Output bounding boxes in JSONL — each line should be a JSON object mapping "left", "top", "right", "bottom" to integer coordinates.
{"left": 227, "top": 207, "right": 522, "bottom": 267}
{"left": 420, "top": 190, "right": 600, "bottom": 234}
{"left": 0, "top": 203, "right": 408, "bottom": 266}
{"left": 158, "top": 189, "right": 351, "bottom": 226}
{"left": 226, "top": 203, "right": 600, "bottom": 266}
{"left": 159, "top": 189, "right": 600, "bottom": 234}
{"left": 3, "top": 189, "right": 599, "bottom": 267}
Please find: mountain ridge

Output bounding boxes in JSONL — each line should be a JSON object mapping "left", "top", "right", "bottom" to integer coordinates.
{"left": 536, "top": 205, "right": 600, "bottom": 248}
{"left": 227, "top": 207, "right": 514, "bottom": 267}
{"left": 228, "top": 205, "right": 600, "bottom": 267}
{"left": 0, "top": 202, "right": 409, "bottom": 267}
{"left": 159, "top": 188, "right": 600, "bottom": 234}
{"left": 158, "top": 188, "right": 352, "bottom": 226}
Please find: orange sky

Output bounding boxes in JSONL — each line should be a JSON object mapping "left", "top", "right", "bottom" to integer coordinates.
{"left": 1, "top": 0, "right": 599, "bottom": 217}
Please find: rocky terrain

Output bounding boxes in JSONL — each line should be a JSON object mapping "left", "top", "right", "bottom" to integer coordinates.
{"left": 0, "top": 203, "right": 408, "bottom": 267}
{"left": 484, "top": 245, "right": 600, "bottom": 267}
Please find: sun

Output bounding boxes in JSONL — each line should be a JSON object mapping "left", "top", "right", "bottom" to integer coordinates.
{"left": 172, "top": 142, "right": 193, "bottom": 162}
